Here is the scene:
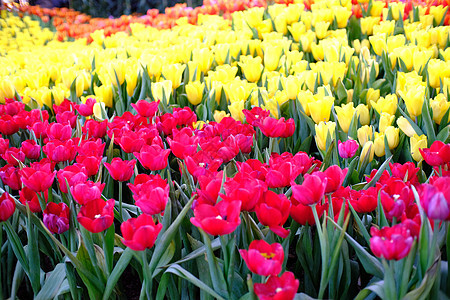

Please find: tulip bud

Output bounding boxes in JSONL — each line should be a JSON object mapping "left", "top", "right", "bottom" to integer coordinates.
{"left": 357, "top": 125, "right": 373, "bottom": 146}
{"left": 238, "top": 56, "right": 263, "bottom": 82}
{"left": 228, "top": 100, "right": 245, "bottom": 122}
{"left": 151, "top": 80, "right": 172, "bottom": 104}
{"left": 360, "top": 141, "right": 375, "bottom": 164}
{"left": 214, "top": 110, "right": 229, "bottom": 123}
{"left": 373, "top": 132, "right": 386, "bottom": 157}
{"left": 94, "top": 85, "right": 113, "bottom": 108}
{"left": 398, "top": 85, "right": 426, "bottom": 119}
{"left": 396, "top": 116, "right": 417, "bottom": 137}
{"left": 315, "top": 21, "right": 330, "bottom": 39}
{"left": 410, "top": 134, "right": 427, "bottom": 162}
{"left": 371, "top": 94, "right": 398, "bottom": 115}
{"left": 379, "top": 113, "right": 395, "bottom": 132}
{"left": 315, "top": 121, "right": 336, "bottom": 151}
{"left": 369, "top": 33, "right": 387, "bottom": 56}
{"left": 162, "top": 63, "right": 186, "bottom": 89}
{"left": 309, "top": 96, "right": 334, "bottom": 124}
{"left": 335, "top": 103, "right": 355, "bottom": 133}
{"left": 355, "top": 104, "right": 370, "bottom": 126}
{"left": 185, "top": 81, "right": 205, "bottom": 106}
{"left": 431, "top": 94, "right": 450, "bottom": 125}
{"left": 384, "top": 126, "right": 400, "bottom": 149}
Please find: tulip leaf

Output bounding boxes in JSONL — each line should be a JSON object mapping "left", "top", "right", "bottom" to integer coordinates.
{"left": 35, "top": 263, "right": 67, "bottom": 300}
{"left": 148, "top": 197, "right": 194, "bottom": 276}
{"left": 343, "top": 156, "right": 359, "bottom": 187}
{"left": 102, "top": 247, "right": 134, "bottom": 300}
{"left": 363, "top": 155, "right": 392, "bottom": 189}
{"left": 26, "top": 204, "right": 41, "bottom": 294}
{"left": 329, "top": 219, "right": 384, "bottom": 279}
{"left": 348, "top": 202, "right": 371, "bottom": 245}
{"left": 165, "top": 264, "right": 226, "bottom": 300}
{"left": 3, "top": 221, "right": 30, "bottom": 274}
{"left": 421, "top": 97, "right": 436, "bottom": 145}
{"left": 355, "top": 280, "right": 385, "bottom": 300}
{"left": 398, "top": 106, "right": 424, "bottom": 135}
{"left": 436, "top": 125, "right": 450, "bottom": 143}
{"left": 152, "top": 241, "right": 176, "bottom": 278}
{"left": 403, "top": 257, "right": 439, "bottom": 300}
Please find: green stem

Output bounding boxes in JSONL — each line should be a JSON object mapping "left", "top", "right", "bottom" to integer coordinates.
{"left": 382, "top": 259, "right": 398, "bottom": 300}
{"left": 447, "top": 223, "right": 450, "bottom": 295}
{"left": 312, "top": 204, "right": 329, "bottom": 299}
{"left": 38, "top": 192, "right": 47, "bottom": 213}
{"left": 119, "top": 181, "right": 123, "bottom": 221}
{"left": 141, "top": 250, "right": 153, "bottom": 300}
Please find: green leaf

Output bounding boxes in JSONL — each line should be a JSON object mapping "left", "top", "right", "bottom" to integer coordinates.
{"left": 152, "top": 241, "right": 176, "bottom": 278}
{"left": 403, "top": 257, "right": 440, "bottom": 300}
{"left": 102, "top": 247, "right": 134, "bottom": 300}
{"left": 26, "top": 205, "right": 41, "bottom": 294}
{"left": 328, "top": 219, "right": 384, "bottom": 278}
{"left": 398, "top": 106, "right": 424, "bottom": 135}
{"left": 363, "top": 156, "right": 392, "bottom": 189}
{"left": 421, "top": 97, "right": 436, "bottom": 145}
{"left": 348, "top": 202, "right": 371, "bottom": 245}
{"left": 165, "top": 264, "right": 226, "bottom": 300}
{"left": 3, "top": 221, "right": 30, "bottom": 273}
{"left": 35, "top": 264, "right": 67, "bottom": 300}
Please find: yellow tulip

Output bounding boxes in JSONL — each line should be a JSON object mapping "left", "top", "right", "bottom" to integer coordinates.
{"left": 427, "top": 59, "right": 450, "bottom": 89}
{"left": 238, "top": 56, "right": 263, "bottom": 82}
{"left": 283, "top": 76, "right": 302, "bottom": 100}
{"left": 379, "top": 113, "right": 395, "bottom": 132}
{"left": 369, "top": 34, "right": 387, "bottom": 56}
{"left": 193, "top": 48, "right": 214, "bottom": 74}
{"left": 315, "top": 21, "right": 330, "bottom": 39}
{"left": 373, "top": 132, "right": 386, "bottom": 157}
{"left": 430, "top": 5, "right": 446, "bottom": 24}
{"left": 51, "top": 86, "right": 68, "bottom": 106}
{"left": 315, "top": 121, "right": 336, "bottom": 151}
{"left": 334, "top": 7, "right": 352, "bottom": 28}
{"left": 0, "top": 78, "right": 15, "bottom": 101}
{"left": 126, "top": 71, "right": 139, "bottom": 97}
{"left": 94, "top": 84, "right": 113, "bottom": 108}
{"left": 398, "top": 85, "right": 425, "bottom": 119}
{"left": 288, "top": 22, "right": 306, "bottom": 42}
{"left": 386, "top": 35, "right": 406, "bottom": 53}
{"left": 396, "top": 116, "right": 417, "bottom": 137}
{"left": 431, "top": 94, "right": 450, "bottom": 125}
{"left": 214, "top": 110, "right": 230, "bottom": 123}
{"left": 335, "top": 103, "right": 355, "bottom": 133}
{"left": 162, "top": 63, "right": 186, "bottom": 89}
{"left": 370, "top": 1, "right": 385, "bottom": 17}
{"left": 361, "top": 17, "right": 380, "bottom": 35}
{"left": 371, "top": 94, "right": 398, "bottom": 115}
{"left": 152, "top": 80, "right": 172, "bottom": 104}
{"left": 413, "top": 50, "right": 433, "bottom": 73}
{"left": 360, "top": 141, "right": 375, "bottom": 163}
{"left": 263, "top": 45, "right": 283, "bottom": 72}
{"left": 355, "top": 104, "right": 370, "bottom": 126}
{"left": 384, "top": 126, "right": 400, "bottom": 149}
{"left": 61, "top": 67, "right": 78, "bottom": 90}
{"left": 308, "top": 96, "right": 334, "bottom": 124}
{"left": 410, "top": 134, "right": 427, "bottom": 162}
{"left": 185, "top": 81, "right": 205, "bottom": 106}
{"left": 357, "top": 125, "right": 373, "bottom": 146}
{"left": 228, "top": 100, "right": 245, "bottom": 122}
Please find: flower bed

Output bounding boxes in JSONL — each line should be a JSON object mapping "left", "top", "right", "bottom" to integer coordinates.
{"left": 1, "top": 0, "right": 450, "bottom": 299}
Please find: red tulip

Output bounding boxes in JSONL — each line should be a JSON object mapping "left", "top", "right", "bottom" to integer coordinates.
{"left": 104, "top": 158, "right": 136, "bottom": 182}
{"left": 290, "top": 201, "right": 328, "bottom": 226}
{"left": 236, "top": 159, "right": 269, "bottom": 181}
{"left": 2, "top": 147, "right": 25, "bottom": 166}
{"left": 254, "top": 271, "right": 299, "bottom": 300}
{"left": 313, "top": 166, "right": 348, "bottom": 194}
{"left": 75, "top": 97, "right": 96, "bottom": 116}
{"left": 0, "top": 115, "right": 19, "bottom": 135}
{"left": 76, "top": 155, "right": 102, "bottom": 177}
{"left": 194, "top": 172, "right": 224, "bottom": 207}
{"left": 172, "top": 107, "right": 197, "bottom": 127}
{"left": 43, "top": 202, "right": 70, "bottom": 234}
{"left": 131, "top": 100, "right": 160, "bottom": 118}
{"left": 0, "top": 192, "right": 16, "bottom": 222}
{"left": 291, "top": 174, "right": 327, "bottom": 206}
{"left": 82, "top": 119, "right": 107, "bottom": 139}
{"left": 20, "top": 187, "right": 47, "bottom": 213}
{"left": 255, "top": 190, "right": 291, "bottom": 238}
{"left": 379, "top": 179, "right": 413, "bottom": 221}
{"left": 133, "top": 176, "right": 169, "bottom": 215}
{"left": 121, "top": 214, "right": 162, "bottom": 251}
{"left": 116, "top": 129, "right": 145, "bottom": 153}
{"left": 43, "top": 139, "right": 77, "bottom": 163}
{"left": 46, "top": 122, "right": 72, "bottom": 141}
{"left": 258, "top": 117, "right": 295, "bottom": 138}
{"left": 56, "top": 111, "right": 77, "bottom": 128}
{"left": 243, "top": 107, "right": 270, "bottom": 126}
{"left": 370, "top": 223, "right": 415, "bottom": 260}
{"left": 419, "top": 140, "right": 450, "bottom": 166}
{"left": 350, "top": 187, "right": 377, "bottom": 214}
{"left": 71, "top": 181, "right": 105, "bottom": 205}
{"left": 390, "top": 162, "right": 419, "bottom": 186}
{"left": 221, "top": 172, "right": 267, "bottom": 212}
{"left": 420, "top": 177, "right": 450, "bottom": 220}
{"left": 338, "top": 140, "right": 359, "bottom": 159}
{"left": 77, "top": 139, "right": 105, "bottom": 157}
{"left": 19, "top": 161, "right": 56, "bottom": 193}
{"left": 134, "top": 144, "right": 170, "bottom": 171}
{"left": 239, "top": 240, "right": 284, "bottom": 276}
{"left": 0, "top": 165, "right": 22, "bottom": 190}
{"left": 167, "top": 127, "right": 197, "bottom": 159}
{"left": 0, "top": 137, "right": 9, "bottom": 155}
{"left": 190, "top": 200, "right": 241, "bottom": 236}
{"left": 27, "top": 120, "right": 49, "bottom": 139}
{"left": 77, "top": 198, "right": 115, "bottom": 233}
{"left": 21, "top": 139, "right": 41, "bottom": 160}
{"left": 57, "top": 164, "right": 88, "bottom": 193}
{"left": 184, "top": 151, "right": 223, "bottom": 179}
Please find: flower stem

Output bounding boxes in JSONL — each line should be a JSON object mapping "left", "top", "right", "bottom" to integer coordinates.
{"left": 118, "top": 181, "right": 123, "bottom": 221}
{"left": 141, "top": 250, "right": 153, "bottom": 300}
